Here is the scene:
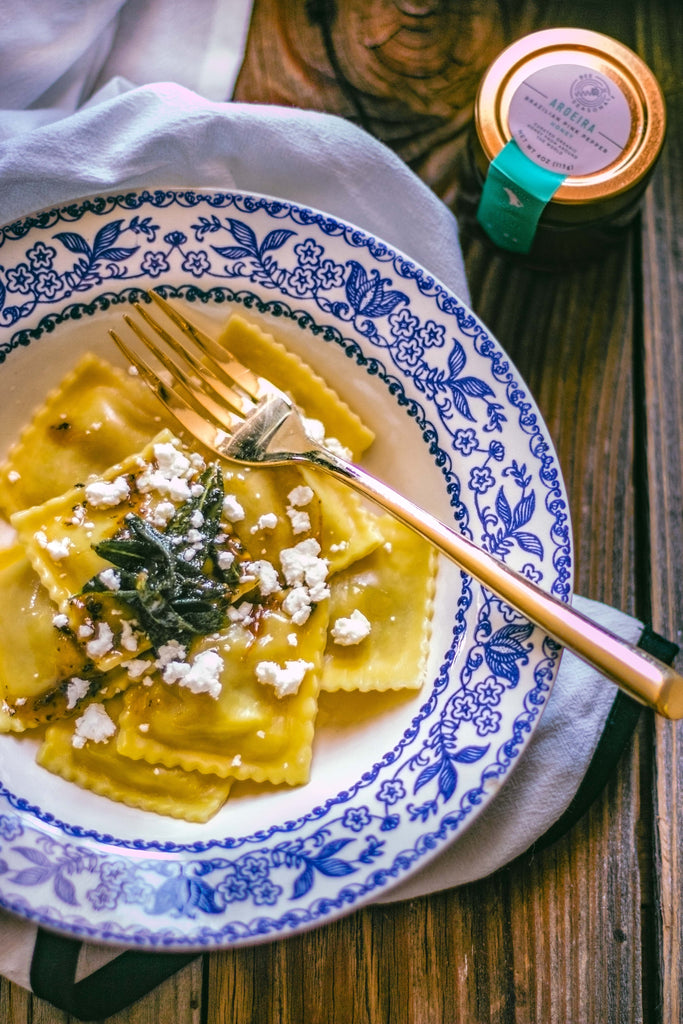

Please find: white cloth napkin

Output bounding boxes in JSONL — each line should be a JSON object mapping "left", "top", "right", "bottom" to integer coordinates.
{"left": 0, "top": 12, "right": 652, "bottom": 1008}
{"left": 0, "top": 0, "right": 253, "bottom": 136}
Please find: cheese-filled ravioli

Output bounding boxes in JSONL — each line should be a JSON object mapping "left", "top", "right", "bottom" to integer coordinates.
{"left": 37, "top": 694, "right": 233, "bottom": 822}
{"left": 117, "top": 603, "right": 328, "bottom": 786}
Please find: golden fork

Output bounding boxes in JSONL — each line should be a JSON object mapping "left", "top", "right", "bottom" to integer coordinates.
{"left": 110, "top": 291, "right": 683, "bottom": 718}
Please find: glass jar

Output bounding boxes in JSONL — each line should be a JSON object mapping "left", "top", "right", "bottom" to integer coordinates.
{"left": 456, "top": 27, "right": 666, "bottom": 267}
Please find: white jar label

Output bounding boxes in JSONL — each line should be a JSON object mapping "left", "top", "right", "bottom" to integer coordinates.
{"left": 508, "top": 63, "right": 632, "bottom": 176}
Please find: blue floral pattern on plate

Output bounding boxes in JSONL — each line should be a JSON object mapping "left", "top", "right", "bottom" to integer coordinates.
{"left": 0, "top": 189, "right": 572, "bottom": 948}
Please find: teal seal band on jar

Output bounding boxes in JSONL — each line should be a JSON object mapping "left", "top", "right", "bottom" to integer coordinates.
{"left": 477, "top": 139, "right": 566, "bottom": 253}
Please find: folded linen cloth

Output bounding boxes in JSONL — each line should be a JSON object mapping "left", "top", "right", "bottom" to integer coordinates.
{"left": 0, "top": 0, "right": 253, "bottom": 136}
{"left": 0, "top": 78, "right": 677, "bottom": 1019}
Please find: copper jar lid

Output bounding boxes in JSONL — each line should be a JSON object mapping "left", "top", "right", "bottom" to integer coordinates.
{"left": 473, "top": 27, "right": 666, "bottom": 233}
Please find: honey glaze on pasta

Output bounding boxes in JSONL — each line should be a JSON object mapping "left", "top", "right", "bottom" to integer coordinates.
{"left": 0, "top": 313, "right": 436, "bottom": 822}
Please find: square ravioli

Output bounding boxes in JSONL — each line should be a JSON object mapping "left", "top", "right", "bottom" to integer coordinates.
{"left": 37, "top": 695, "right": 233, "bottom": 822}
{"left": 0, "top": 545, "right": 132, "bottom": 731}
{"left": 0, "top": 353, "right": 172, "bottom": 517}
{"left": 322, "top": 515, "right": 437, "bottom": 692}
{"left": 117, "top": 604, "right": 329, "bottom": 786}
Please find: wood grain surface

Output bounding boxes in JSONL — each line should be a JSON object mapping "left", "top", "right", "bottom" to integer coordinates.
{"left": 1, "top": 1, "right": 680, "bottom": 1021}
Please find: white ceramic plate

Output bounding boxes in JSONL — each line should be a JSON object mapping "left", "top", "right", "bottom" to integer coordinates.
{"left": 0, "top": 189, "right": 572, "bottom": 949}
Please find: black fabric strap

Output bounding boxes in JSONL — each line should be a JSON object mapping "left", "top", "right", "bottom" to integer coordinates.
{"left": 532, "top": 623, "right": 679, "bottom": 852}
{"left": 29, "top": 930, "right": 197, "bottom": 1020}
{"left": 30, "top": 623, "right": 679, "bottom": 1021}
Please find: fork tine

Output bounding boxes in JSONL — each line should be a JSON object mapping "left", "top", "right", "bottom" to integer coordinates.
{"left": 147, "top": 291, "right": 270, "bottom": 404}
{"left": 131, "top": 302, "right": 256, "bottom": 419}
{"left": 110, "top": 326, "right": 242, "bottom": 448}
{"left": 121, "top": 313, "right": 248, "bottom": 431}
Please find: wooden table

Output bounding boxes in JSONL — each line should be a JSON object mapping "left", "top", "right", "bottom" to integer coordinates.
{"left": 1, "top": 1, "right": 681, "bottom": 1020}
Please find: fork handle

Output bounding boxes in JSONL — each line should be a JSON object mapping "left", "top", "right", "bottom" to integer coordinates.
{"left": 312, "top": 450, "right": 683, "bottom": 719}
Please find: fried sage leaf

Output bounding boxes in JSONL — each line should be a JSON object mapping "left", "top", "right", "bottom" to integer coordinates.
{"left": 82, "top": 465, "right": 239, "bottom": 649}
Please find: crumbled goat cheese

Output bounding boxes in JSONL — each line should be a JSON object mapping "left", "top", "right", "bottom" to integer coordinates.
{"left": 35, "top": 530, "right": 71, "bottom": 561}
{"left": 123, "top": 658, "right": 152, "bottom": 680}
{"left": 255, "top": 659, "right": 314, "bottom": 698}
{"left": 162, "top": 649, "right": 224, "bottom": 699}
{"left": 287, "top": 632, "right": 299, "bottom": 646}
{"left": 98, "top": 568, "right": 120, "bottom": 591}
{"left": 331, "top": 609, "right": 372, "bottom": 646}
{"left": 223, "top": 494, "right": 246, "bottom": 522}
{"left": 306, "top": 579, "right": 329, "bottom": 603}
{"left": 286, "top": 508, "right": 311, "bottom": 534}
{"left": 52, "top": 613, "right": 69, "bottom": 629}
{"left": 251, "top": 512, "right": 279, "bottom": 533}
{"left": 300, "top": 417, "right": 326, "bottom": 443}
{"left": 217, "top": 549, "right": 235, "bottom": 570}
{"left": 85, "top": 475, "right": 130, "bottom": 508}
{"left": 280, "top": 538, "right": 329, "bottom": 589}
{"left": 287, "top": 485, "right": 314, "bottom": 507}
{"left": 190, "top": 510, "right": 204, "bottom": 528}
{"left": 162, "top": 474, "right": 193, "bottom": 502}
{"left": 324, "top": 436, "right": 352, "bottom": 459}
{"left": 244, "top": 559, "right": 281, "bottom": 596}
{"left": 155, "top": 441, "right": 193, "bottom": 477}
{"left": 279, "top": 538, "right": 330, "bottom": 623}
{"left": 136, "top": 441, "right": 197, "bottom": 502}
{"left": 72, "top": 703, "right": 116, "bottom": 748}
{"left": 282, "top": 586, "right": 314, "bottom": 626}
{"left": 85, "top": 621, "right": 114, "bottom": 659}
{"left": 150, "top": 500, "right": 176, "bottom": 527}
{"left": 66, "top": 676, "right": 90, "bottom": 710}
{"left": 156, "top": 640, "right": 187, "bottom": 667}
{"left": 161, "top": 660, "right": 189, "bottom": 685}
{"left": 66, "top": 505, "right": 91, "bottom": 527}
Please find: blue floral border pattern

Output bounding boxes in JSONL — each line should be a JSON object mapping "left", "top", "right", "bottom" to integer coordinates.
{"left": 0, "top": 190, "right": 572, "bottom": 947}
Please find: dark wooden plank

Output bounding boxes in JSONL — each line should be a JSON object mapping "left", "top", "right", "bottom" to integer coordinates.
{"left": 459, "top": 240, "right": 644, "bottom": 1024}
{"left": 636, "top": 2, "right": 683, "bottom": 1021}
